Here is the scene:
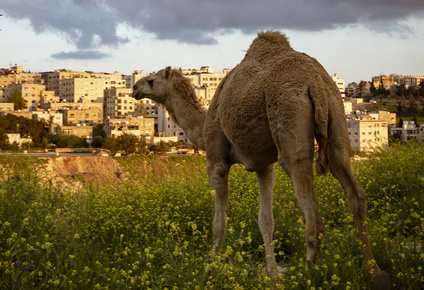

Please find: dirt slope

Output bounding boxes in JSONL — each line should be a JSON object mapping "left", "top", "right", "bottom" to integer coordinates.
{"left": 45, "top": 156, "right": 125, "bottom": 180}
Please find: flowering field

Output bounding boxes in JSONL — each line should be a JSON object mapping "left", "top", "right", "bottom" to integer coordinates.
{"left": 1, "top": 144, "right": 423, "bottom": 289}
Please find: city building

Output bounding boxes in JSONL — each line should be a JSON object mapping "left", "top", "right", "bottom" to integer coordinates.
{"left": 157, "top": 105, "right": 188, "bottom": 142}
{"left": 331, "top": 74, "right": 346, "bottom": 97}
{"left": 44, "top": 69, "right": 90, "bottom": 95}
{"left": 104, "top": 88, "right": 135, "bottom": 117}
{"left": 60, "top": 77, "right": 105, "bottom": 103}
{"left": 4, "top": 83, "right": 50, "bottom": 111}
{"left": 369, "top": 111, "right": 396, "bottom": 127}
{"left": 104, "top": 115, "right": 154, "bottom": 138}
{"left": 372, "top": 74, "right": 424, "bottom": 88}
{"left": 32, "top": 111, "right": 63, "bottom": 125}
{"left": 346, "top": 113, "right": 389, "bottom": 153}
{"left": 390, "top": 121, "right": 424, "bottom": 143}
{"left": 50, "top": 124, "right": 93, "bottom": 143}
{"left": 0, "top": 103, "right": 14, "bottom": 112}
{"left": 0, "top": 65, "right": 42, "bottom": 87}
{"left": 62, "top": 107, "right": 103, "bottom": 126}
{"left": 184, "top": 67, "right": 231, "bottom": 104}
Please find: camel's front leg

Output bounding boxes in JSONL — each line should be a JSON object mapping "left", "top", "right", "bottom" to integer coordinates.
{"left": 256, "top": 164, "right": 279, "bottom": 277}
{"left": 207, "top": 160, "right": 230, "bottom": 253}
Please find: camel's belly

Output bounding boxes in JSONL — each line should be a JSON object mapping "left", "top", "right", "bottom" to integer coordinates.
{"left": 222, "top": 109, "right": 278, "bottom": 171}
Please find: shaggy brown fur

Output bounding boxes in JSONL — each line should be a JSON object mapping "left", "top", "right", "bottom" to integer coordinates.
{"left": 132, "top": 31, "right": 390, "bottom": 289}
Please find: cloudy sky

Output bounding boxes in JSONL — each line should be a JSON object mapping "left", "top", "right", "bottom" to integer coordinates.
{"left": 1, "top": 0, "right": 424, "bottom": 84}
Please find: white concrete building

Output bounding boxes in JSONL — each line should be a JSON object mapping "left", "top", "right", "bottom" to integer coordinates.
{"left": 346, "top": 113, "right": 389, "bottom": 153}
{"left": 331, "top": 74, "right": 345, "bottom": 98}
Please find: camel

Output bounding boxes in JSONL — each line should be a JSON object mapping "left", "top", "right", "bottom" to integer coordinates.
{"left": 132, "top": 31, "right": 391, "bottom": 289}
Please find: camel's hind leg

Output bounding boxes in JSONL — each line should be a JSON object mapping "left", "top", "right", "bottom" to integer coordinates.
{"left": 256, "top": 164, "right": 279, "bottom": 276}
{"left": 267, "top": 88, "right": 324, "bottom": 263}
{"left": 328, "top": 141, "right": 391, "bottom": 289}
{"left": 206, "top": 159, "right": 230, "bottom": 254}
{"left": 281, "top": 154, "right": 325, "bottom": 263}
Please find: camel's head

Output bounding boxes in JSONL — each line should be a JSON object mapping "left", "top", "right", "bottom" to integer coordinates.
{"left": 132, "top": 66, "right": 174, "bottom": 104}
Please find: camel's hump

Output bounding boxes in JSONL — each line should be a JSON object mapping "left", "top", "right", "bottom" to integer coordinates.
{"left": 248, "top": 30, "right": 292, "bottom": 51}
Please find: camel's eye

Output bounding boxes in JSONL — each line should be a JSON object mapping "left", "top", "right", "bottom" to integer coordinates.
{"left": 148, "top": 79, "right": 154, "bottom": 88}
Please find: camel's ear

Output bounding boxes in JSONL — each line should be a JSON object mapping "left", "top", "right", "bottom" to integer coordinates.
{"left": 163, "top": 66, "right": 172, "bottom": 79}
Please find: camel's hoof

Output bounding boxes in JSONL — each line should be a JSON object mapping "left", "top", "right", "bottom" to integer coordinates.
{"left": 263, "top": 265, "right": 289, "bottom": 277}
{"left": 372, "top": 271, "right": 391, "bottom": 290}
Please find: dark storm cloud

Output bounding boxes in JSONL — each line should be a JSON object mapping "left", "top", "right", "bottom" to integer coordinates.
{"left": 3, "top": 0, "right": 424, "bottom": 54}
{"left": 51, "top": 50, "right": 110, "bottom": 60}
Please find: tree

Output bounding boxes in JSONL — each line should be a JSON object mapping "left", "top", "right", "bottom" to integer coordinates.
{"left": 398, "top": 117, "right": 404, "bottom": 128}
{"left": 0, "top": 128, "right": 8, "bottom": 150}
{"left": 408, "top": 95, "right": 418, "bottom": 114}
{"left": 358, "top": 81, "right": 367, "bottom": 98}
{"left": 397, "top": 102, "right": 403, "bottom": 113}
{"left": 102, "top": 137, "right": 119, "bottom": 154}
{"left": 7, "top": 90, "right": 26, "bottom": 110}
{"left": 117, "top": 133, "right": 140, "bottom": 154}
{"left": 91, "top": 136, "right": 104, "bottom": 148}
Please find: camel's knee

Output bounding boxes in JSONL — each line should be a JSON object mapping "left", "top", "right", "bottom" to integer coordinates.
{"left": 347, "top": 185, "right": 368, "bottom": 223}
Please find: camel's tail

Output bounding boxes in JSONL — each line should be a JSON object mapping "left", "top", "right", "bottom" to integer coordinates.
{"left": 308, "top": 76, "right": 330, "bottom": 176}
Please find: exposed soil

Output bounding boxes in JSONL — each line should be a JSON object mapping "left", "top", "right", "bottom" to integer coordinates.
{"left": 45, "top": 156, "right": 126, "bottom": 181}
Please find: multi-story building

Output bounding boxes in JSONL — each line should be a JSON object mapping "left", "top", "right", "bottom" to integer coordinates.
{"left": 157, "top": 105, "right": 188, "bottom": 143}
{"left": 104, "top": 115, "right": 154, "bottom": 138}
{"left": 369, "top": 111, "right": 396, "bottom": 127}
{"left": 184, "top": 68, "right": 230, "bottom": 104}
{"left": 62, "top": 107, "right": 103, "bottom": 125}
{"left": 123, "top": 70, "right": 145, "bottom": 89}
{"left": 0, "top": 103, "right": 14, "bottom": 112}
{"left": 44, "top": 70, "right": 90, "bottom": 95}
{"left": 372, "top": 74, "right": 424, "bottom": 89}
{"left": 60, "top": 77, "right": 105, "bottom": 103}
{"left": 331, "top": 74, "right": 346, "bottom": 98}
{"left": 346, "top": 113, "right": 389, "bottom": 153}
{"left": 3, "top": 83, "right": 51, "bottom": 111}
{"left": 90, "top": 71, "right": 125, "bottom": 89}
{"left": 50, "top": 124, "right": 93, "bottom": 143}
{"left": 32, "top": 111, "right": 63, "bottom": 125}
{"left": 104, "top": 88, "right": 136, "bottom": 117}
{"left": 0, "top": 65, "right": 42, "bottom": 87}
{"left": 390, "top": 121, "right": 424, "bottom": 143}
{"left": 41, "top": 91, "right": 60, "bottom": 108}
{"left": 343, "top": 100, "right": 353, "bottom": 114}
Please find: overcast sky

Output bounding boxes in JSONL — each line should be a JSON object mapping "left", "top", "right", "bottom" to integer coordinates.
{"left": 1, "top": 0, "right": 424, "bottom": 84}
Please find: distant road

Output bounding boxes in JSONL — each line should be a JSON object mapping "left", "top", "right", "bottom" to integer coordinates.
{"left": 0, "top": 152, "right": 96, "bottom": 157}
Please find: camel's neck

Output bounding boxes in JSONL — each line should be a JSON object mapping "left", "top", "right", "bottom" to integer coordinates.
{"left": 164, "top": 92, "right": 207, "bottom": 150}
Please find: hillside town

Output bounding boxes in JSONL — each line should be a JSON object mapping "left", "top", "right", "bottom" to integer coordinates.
{"left": 1, "top": 64, "right": 423, "bottom": 154}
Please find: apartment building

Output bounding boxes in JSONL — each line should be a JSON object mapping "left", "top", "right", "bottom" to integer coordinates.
{"left": 369, "top": 110, "right": 396, "bottom": 127}
{"left": 331, "top": 74, "right": 346, "bottom": 97}
{"left": 105, "top": 88, "right": 136, "bottom": 117}
{"left": 104, "top": 115, "right": 154, "bottom": 138}
{"left": 157, "top": 105, "right": 188, "bottom": 143}
{"left": 41, "top": 91, "right": 60, "bottom": 108}
{"left": 0, "top": 103, "right": 14, "bottom": 113}
{"left": 44, "top": 70, "right": 90, "bottom": 95}
{"left": 4, "top": 83, "right": 50, "bottom": 111}
{"left": 123, "top": 70, "right": 145, "bottom": 89}
{"left": 32, "top": 111, "right": 63, "bottom": 125}
{"left": 346, "top": 114, "right": 389, "bottom": 153}
{"left": 50, "top": 124, "right": 93, "bottom": 143}
{"left": 90, "top": 71, "right": 125, "bottom": 89}
{"left": 0, "top": 65, "right": 42, "bottom": 87}
{"left": 372, "top": 74, "right": 424, "bottom": 88}
{"left": 184, "top": 68, "right": 230, "bottom": 104}
{"left": 62, "top": 107, "right": 103, "bottom": 125}
{"left": 390, "top": 121, "right": 424, "bottom": 143}
{"left": 60, "top": 78, "right": 105, "bottom": 103}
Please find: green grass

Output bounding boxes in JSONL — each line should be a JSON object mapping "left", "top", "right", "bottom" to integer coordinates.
{"left": 1, "top": 144, "right": 423, "bottom": 289}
